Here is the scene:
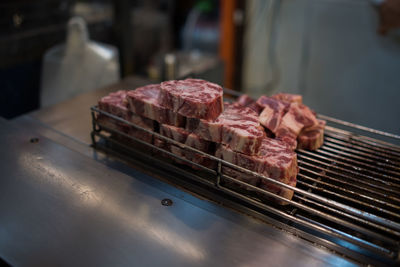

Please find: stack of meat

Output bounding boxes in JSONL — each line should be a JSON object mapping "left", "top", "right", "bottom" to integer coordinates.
{"left": 97, "top": 79, "right": 323, "bottom": 204}
{"left": 236, "top": 93, "right": 326, "bottom": 151}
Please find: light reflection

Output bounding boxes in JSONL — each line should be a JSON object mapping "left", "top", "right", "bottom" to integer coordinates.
{"left": 103, "top": 199, "right": 206, "bottom": 261}
{"left": 20, "top": 152, "right": 206, "bottom": 262}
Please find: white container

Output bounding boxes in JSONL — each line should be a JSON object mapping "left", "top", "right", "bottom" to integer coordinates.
{"left": 40, "top": 17, "right": 119, "bottom": 107}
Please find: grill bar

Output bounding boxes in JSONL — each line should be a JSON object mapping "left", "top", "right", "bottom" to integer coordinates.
{"left": 297, "top": 171, "right": 400, "bottom": 215}
{"left": 313, "top": 148, "right": 400, "bottom": 178}
{"left": 319, "top": 145, "right": 400, "bottom": 174}
{"left": 91, "top": 106, "right": 400, "bottom": 265}
{"left": 296, "top": 179, "right": 400, "bottom": 220}
{"left": 223, "top": 175, "right": 398, "bottom": 242}
{"left": 318, "top": 114, "right": 400, "bottom": 141}
{"left": 293, "top": 193, "right": 400, "bottom": 239}
{"left": 298, "top": 159, "right": 400, "bottom": 199}
{"left": 324, "top": 126, "right": 400, "bottom": 154}
{"left": 298, "top": 153, "right": 400, "bottom": 193}
{"left": 323, "top": 140, "right": 400, "bottom": 170}
{"left": 298, "top": 149, "right": 400, "bottom": 184}
{"left": 324, "top": 136, "right": 400, "bottom": 163}
{"left": 325, "top": 132, "right": 400, "bottom": 160}
{"left": 220, "top": 177, "right": 394, "bottom": 257}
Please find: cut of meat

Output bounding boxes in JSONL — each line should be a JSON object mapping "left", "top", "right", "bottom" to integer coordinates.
{"left": 257, "top": 96, "right": 289, "bottom": 133}
{"left": 235, "top": 94, "right": 262, "bottom": 114}
{"left": 127, "top": 84, "right": 185, "bottom": 127}
{"left": 155, "top": 124, "right": 215, "bottom": 169}
{"left": 98, "top": 90, "right": 130, "bottom": 120}
{"left": 185, "top": 133, "right": 216, "bottom": 169}
{"left": 185, "top": 117, "right": 221, "bottom": 142}
{"left": 98, "top": 90, "right": 154, "bottom": 143}
{"left": 236, "top": 94, "right": 254, "bottom": 107}
{"left": 297, "top": 119, "right": 326, "bottom": 150}
{"left": 216, "top": 137, "right": 298, "bottom": 202}
{"left": 159, "top": 79, "right": 224, "bottom": 120}
{"left": 271, "top": 93, "right": 302, "bottom": 104}
{"left": 188, "top": 103, "right": 265, "bottom": 155}
{"left": 275, "top": 102, "right": 318, "bottom": 150}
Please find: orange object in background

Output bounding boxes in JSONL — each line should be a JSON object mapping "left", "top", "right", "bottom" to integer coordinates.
{"left": 219, "top": 0, "right": 236, "bottom": 90}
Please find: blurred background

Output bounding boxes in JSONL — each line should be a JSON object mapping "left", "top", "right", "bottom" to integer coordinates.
{"left": 1, "top": 0, "right": 399, "bottom": 134}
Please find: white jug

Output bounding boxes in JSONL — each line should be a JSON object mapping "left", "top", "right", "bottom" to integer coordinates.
{"left": 40, "top": 17, "right": 120, "bottom": 107}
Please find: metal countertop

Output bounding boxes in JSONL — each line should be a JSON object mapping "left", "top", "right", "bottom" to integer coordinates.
{"left": 1, "top": 77, "right": 356, "bottom": 266}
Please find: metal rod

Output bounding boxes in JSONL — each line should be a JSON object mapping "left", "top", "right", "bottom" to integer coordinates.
{"left": 320, "top": 145, "right": 400, "bottom": 174}
{"left": 324, "top": 130, "right": 400, "bottom": 158}
{"left": 222, "top": 175, "right": 400, "bottom": 241}
{"left": 219, "top": 176, "right": 395, "bottom": 256}
{"left": 315, "top": 147, "right": 400, "bottom": 178}
{"left": 298, "top": 150, "right": 400, "bottom": 184}
{"left": 299, "top": 159, "right": 400, "bottom": 198}
{"left": 324, "top": 126, "right": 400, "bottom": 153}
{"left": 318, "top": 114, "right": 400, "bottom": 141}
{"left": 324, "top": 136, "right": 400, "bottom": 163}
{"left": 298, "top": 153, "right": 400, "bottom": 190}
{"left": 293, "top": 193, "right": 400, "bottom": 238}
{"left": 323, "top": 140, "right": 400, "bottom": 169}
{"left": 296, "top": 176, "right": 400, "bottom": 220}
{"left": 298, "top": 161, "right": 400, "bottom": 203}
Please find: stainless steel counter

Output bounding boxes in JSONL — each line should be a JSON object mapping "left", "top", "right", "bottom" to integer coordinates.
{"left": 1, "top": 77, "right": 356, "bottom": 266}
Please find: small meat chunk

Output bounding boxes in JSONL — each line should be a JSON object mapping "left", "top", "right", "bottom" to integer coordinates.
{"left": 275, "top": 103, "right": 318, "bottom": 150}
{"left": 271, "top": 93, "right": 302, "bottom": 104}
{"left": 297, "top": 119, "right": 326, "bottom": 150}
{"left": 235, "top": 94, "right": 262, "bottom": 114}
{"left": 257, "top": 96, "right": 289, "bottom": 133}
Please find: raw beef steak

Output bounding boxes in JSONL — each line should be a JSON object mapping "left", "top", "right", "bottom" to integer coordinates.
{"left": 98, "top": 90, "right": 130, "bottom": 120}
{"left": 127, "top": 84, "right": 185, "bottom": 127}
{"left": 159, "top": 79, "right": 224, "bottom": 120}
{"left": 187, "top": 103, "right": 265, "bottom": 155}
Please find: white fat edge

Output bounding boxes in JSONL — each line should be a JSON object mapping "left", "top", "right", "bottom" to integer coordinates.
{"left": 208, "top": 122, "right": 221, "bottom": 142}
{"left": 280, "top": 112, "right": 303, "bottom": 134}
{"left": 143, "top": 103, "right": 157, "bottom": 120}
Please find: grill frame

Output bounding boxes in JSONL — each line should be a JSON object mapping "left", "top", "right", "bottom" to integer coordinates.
{"left": 90, "top": 101, "right": 400, "bottom": 266}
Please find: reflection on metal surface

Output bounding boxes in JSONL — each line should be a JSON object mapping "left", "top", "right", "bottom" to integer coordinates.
{"left": 0, "top": 118, "right": 356, "bottom": 266}
{"left": 17, "top": 149, "right": 205, "bottom": 262}
{"left": 103, "top": 200, "right": 206, "bottom": 262}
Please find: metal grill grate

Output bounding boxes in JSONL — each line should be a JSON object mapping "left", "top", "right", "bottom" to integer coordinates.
{"left": 90, "top": 104, "right": 400, "bottom": 266}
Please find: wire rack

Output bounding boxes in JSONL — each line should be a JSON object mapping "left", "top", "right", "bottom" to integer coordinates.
{"left": 90, "top": 104, "right": 400, "bottom": 266}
